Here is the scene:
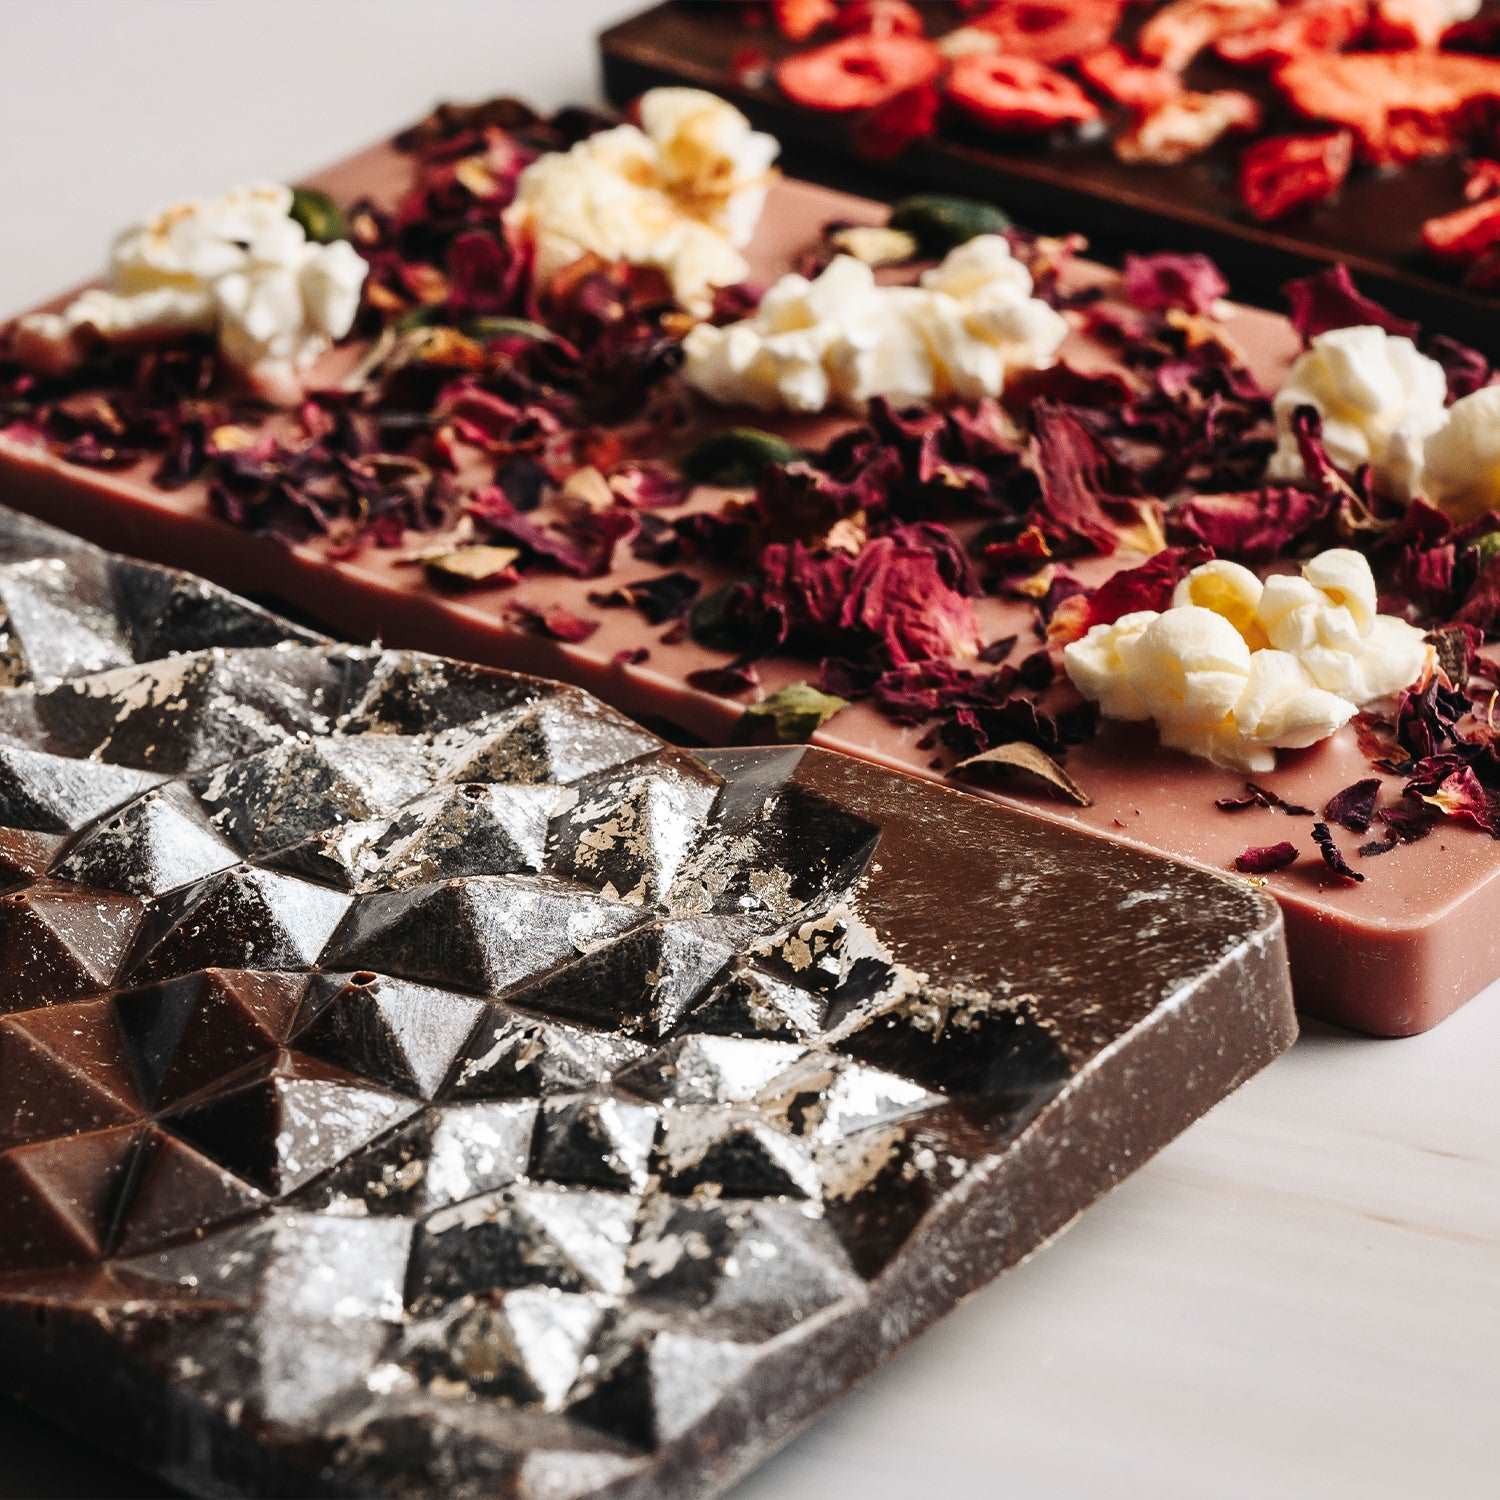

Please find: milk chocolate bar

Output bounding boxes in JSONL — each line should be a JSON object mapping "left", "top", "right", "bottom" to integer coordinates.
{"left": 0, "top": 502, "right": 1294, "bottom": 1498}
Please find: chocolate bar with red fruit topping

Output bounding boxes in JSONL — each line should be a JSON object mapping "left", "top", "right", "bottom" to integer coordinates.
{"left": 0, "top": 103, "right": 1491, "bottom": 1037}
{"left": 601, "top": 0, "right": 1500, "bottom": 345}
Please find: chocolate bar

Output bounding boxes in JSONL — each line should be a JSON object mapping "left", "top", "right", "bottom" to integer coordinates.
{"left": 0, "top": 139, "right": 1480, "bottom": 1036}
{"left": 0, "top": 502, "right": 1295, "bottom": 1497}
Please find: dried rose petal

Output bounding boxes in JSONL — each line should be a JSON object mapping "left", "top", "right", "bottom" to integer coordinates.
{"left": 1122, "top": 253, "right": 1229, "bottom": 316}
{"left": 1234, "top": 841, "right": 1300, "bottom": 873}
{"left": 1323, "top": 777, "right": 1382, "bottom": 833}
{"left": 510, "top": 602, "right": 599, "bottom": 643}
{"left": 1282, "top": 263, "right": 1420, "bottom": 341}
{"left": 1312, "top": 821, "right": 1365, "bottom": 881}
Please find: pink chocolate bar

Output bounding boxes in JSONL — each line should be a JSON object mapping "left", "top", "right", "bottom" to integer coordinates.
{"left": 0, "top": 141, "right": 1487, "bottom": 1037}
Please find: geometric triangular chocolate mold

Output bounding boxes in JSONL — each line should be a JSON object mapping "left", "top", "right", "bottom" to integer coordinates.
{"left": 548, "top": 749, "right": 723, "bottom": 906}
{"left": 50, "top": 782, "right": 239, "bottom": 896}
{"left": 0, "top": 1123, "right": 143, "bottom": 1272}
{"left": 644, "top": 1330, "right": 760, "bottom": 1443}
{"left": 615, "top": 1035, "right": 808, "bottom": 1106}
{"left": 357, "top": 783, "right": 557, "bottom": 888}
{"left": 676, "top": 960, "right": 828, "bottom": 1042}
{"left": 0, "top": 554, "right": 134, "bottom": 686}
{"left": 291, "top": 1101, "right": 538, "bottom": 1218}
{"left": 0, "top": 827, "right": 60, "bottom": 888}
{"left": 530, "top": 1092, "right": 659, "bottom": 1192}
{"left": 0, "top": 880, "right": 144, "bottom": 1010}
{"left": 0, "top": 998, "right": 141, "bottom": 1147}
{"left": 564, "top": 1336, "right": 656, "bottom": 1451}
{"left": 192, "top": 737, "right": 433, "bottom": 858}
{"left": 123, "top": 868, "right": 352, "bottom": 983}
{"left": 441, "top": 1010, "right": 650, "bottom": 1102}
{"left": 107, "top": 556, "right": 324, "bottom": 662}
{"left": 408, "top": 1183, "right": 640, "bottom": 1308}
{"left": 0, "top": 744, "right": 163, "bottom": 833}
{"left": 111, "top": 1125, "right": 268, "bottom": 1256}
{"left": 325, "top": 877, "right": 642, "bottom": 998}
{"left": 433, "top": 692, "right": 658, "bottom": 786}
{"left": 163, "top": 1052, "right": 419, "bottom": 1196}
{"left": 669, "top": 754, "right": 880, "bottom": 926}
{"left": 293, "top": 973, "right": 490, "bottom": 1099}
{"left": 655, "top": 1111, "right": 822, "bottom": 1199}
{"left": 112, "top": 969, "right": 307, "bottom": 1109}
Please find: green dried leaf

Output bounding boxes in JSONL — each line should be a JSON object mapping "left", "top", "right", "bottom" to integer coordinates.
{"left": 889, "top": 194, "right": 1012, "bottom": 255}
{"left": 289, "top": 186, "right": 347, "bottom": 244}
{"left": 744, "top": 682, "right": 849, "bottom": 743}
{"left": 464, "top": 315, "right": 557, "bottom": 343}
{"left": 422, "top": 545, "right": 520, "bottom": 584}
{"left": 951, "top": 742, "right": 1091, "bottom": 806}
{"left": 1467, "top": 531, "right": 1500, "bottom": 569}
{"left": 681, "top": 428, "right": 800, "bottom": 488}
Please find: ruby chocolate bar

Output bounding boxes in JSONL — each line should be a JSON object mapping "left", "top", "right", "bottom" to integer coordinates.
{"left": 0, "top": 95, "right": 1495, "bottom": 1036}
{"left": 0, "top": 500, "right": 1294, "bottom": 1498}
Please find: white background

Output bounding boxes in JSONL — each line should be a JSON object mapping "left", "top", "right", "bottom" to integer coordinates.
{"left": 0, "top": 4, "right": 1497, "bottom": 1497}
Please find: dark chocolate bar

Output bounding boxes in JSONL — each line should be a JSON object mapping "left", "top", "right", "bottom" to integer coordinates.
{"left": 0, "top": 503, "right": 1295, "bottom": 1498}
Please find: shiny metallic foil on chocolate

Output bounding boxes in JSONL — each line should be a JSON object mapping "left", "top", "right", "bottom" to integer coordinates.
{"left": 0, "top": 506, "right": 1295, "bottom": 1498}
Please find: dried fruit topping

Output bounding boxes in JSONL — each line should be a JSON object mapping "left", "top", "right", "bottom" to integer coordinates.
{"left": 1122, "top": 252, "right": 1229, "bottom": 315}
{"left": 776, "top": 32, "right": 943, "bottom": 112}
{"left": 1239, "top": 130, "right": 1354, "bottom": 221}
{"left": 1137, "top": 0, "right": 1279, "bottom": 73}
{"left": 1371, "top": 0, "right": 1466, "bottom": 49}
{"left": 1116, "top": 89, "right": 1262, "bottom": 165}
{"left": 1234, "top": 840, "right": 1300, "bottom": 873}
{"left": 888, "top": 193, "right": 1013, "bottom": 253}
{"left": 963, "top": 0, "right": 1123, "bottom": 64}
{"left": 945, "top": 52, "right": 1100, "bottom": 132}
{"left": 854, "top": 81, "right": 943, "bottom": 157}
{"left": 1422, "top": 196, "right": 1500, "bottom": 263}
{"left": 772, "top": 0, "right": 838, "bottom": 41}
{"left": 1273, "top": 50, "right": 1500, "bottom": 164}
{"left": 1076, "top": 46, "right": 1183, "bottom": 111}
{"left": 1215, "top": 0, "right": 1369, "bottom": 66}
{"left": 833, "top": 0, "right": 927, "bottom": 37}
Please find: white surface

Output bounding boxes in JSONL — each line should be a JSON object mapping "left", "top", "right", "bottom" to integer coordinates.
{"left": 1, "top": 4, "right": 1497, "bottom": 1496}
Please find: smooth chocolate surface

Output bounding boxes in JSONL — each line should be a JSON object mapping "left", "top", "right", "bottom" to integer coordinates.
{"left": 0, "top": 503, "right": 1295, "bottom": 1498}
{"left": 601, "top": 2, "right": 1500, "bottom": 344}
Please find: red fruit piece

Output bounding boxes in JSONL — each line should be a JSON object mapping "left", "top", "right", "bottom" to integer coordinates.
{"left": 1076, "top": 46, "right": 1183, "bottom": 111}
{"left": 1239, "top": 130, "right": 1354, "bottom": 220}
{"left": 833, "top": 0, "right": 926, "bottom": 37}
{"left": 1138, "top": 0, "right": 1279, "bottom": 73}
{"left": 963, "top": 0, "right": 1122, "bottom": 64}
{"left": 1115, "top": 89, "right": 1262, "bottom": 164}
{"left": 776, "top": 32, "right": 943, "bottom": 111}
{"left": 1422, "top": 196, "right": 1500, "bottom": 261}
{"left": 1371, "top": 0, "right": 1463, "bottom": 49}
{"left": 1464, "top": 158, "right": 1500, "bottom": 201}
{"left": 772, "top": 0, "right": 838, "bottom": 42}
{"left": 946, "top": 52, "right": 1100, "bottom": 131}
{"left": 1215, "top": 0, "right": 1369, "bottom": 67}
{"left": 854, "top": 81, "right": 942, "bottom": 157}
{"left": 1274, "top": 49, "right": 1500, "bottom": 163}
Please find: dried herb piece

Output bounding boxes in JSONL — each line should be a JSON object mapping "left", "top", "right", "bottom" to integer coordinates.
{"left": 423, "top": 545, "right": 521, "bottom": 585}
{"left": 1323, "top": 778, "right": 1381, "bottom": 834}
{"left": 744, "top": 681, "right": 849, "bottom": 741}
{"left": 952, "top": 742, "right": 1091, "bottom": 806}
{"left": 682, "top": 429, "right": 801, "bottom": 487}
{"left": 1312, "top": 822, "right": 1364, "bottom": 882}
{"left": 1234, "top": 842, "right": 1299, "bottom": 874}
{"left": 888, "top": 193, "right": 1012, "bottom": 253}
{"left": 289, "top": 186, "right": 347, "bottom": 244}
{"left": 1215, "top": 781, "right": 1312, "bottom": 816}
{"left": 588, "top": 571, "right": 700, "bottom": 624}
{"left": 510, "top": 603, "right": 599, "bottom": 643}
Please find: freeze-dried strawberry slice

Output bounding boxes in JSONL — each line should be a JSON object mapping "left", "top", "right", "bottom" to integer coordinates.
{"left": 772, "top": 0, "right": 838, "bottom": 42}
{"left": 1371, "top": 0, "right": 1464, "bottom": 49}
{"left": 1077, "top": 46, "right": 1183, "bottom": 111}
{"left": 946, "top": 52, "right": 1100, "bottom": 131}
{"left": 1215, "top": 0, "right": 1369, "bottom": 67}
{"left": 833, "top": 0, "right": 926, "bottom": 37}
{"left": 1115, "top": 89, "right": 1262, "bottom": 164}
{"left": 1275, "top": 50, "right": 1500, "bottom": 163}
{"left": 1239, "top": 130, "right": 1354, "bottom": 220}
{"left": 1422, "top": 197, "right": 1500, "bottom": 261}
{"left": 963, "top": 0, "right": 1122, "bottom": 64}
{"left": 1464, "top": 159, "right": 1500, "bottom": 202}
{"left": 777, "top": 32, "right": 944, "bottom": 111}
{"left": 1138, "top": 0, "right": 1278, "bottom": 73}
